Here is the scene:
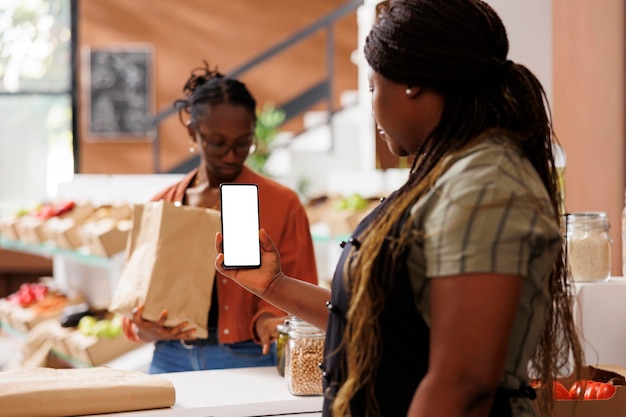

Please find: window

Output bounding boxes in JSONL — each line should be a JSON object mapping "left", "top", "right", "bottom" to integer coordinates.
{"left": 0, "top": 0, "right": 74, "bottom": 214}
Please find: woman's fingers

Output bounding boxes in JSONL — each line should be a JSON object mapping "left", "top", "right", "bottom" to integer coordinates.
{"left": 155, "top": 309, "right": 168, "bottom": 326}
{"left": 128, "top": 305, "right": 198, "bottom": 341}
{"left": 215, "top": 232, "right": 228, "bottom": 274}
{"left": 215, "top": 231, "right": 223, "bottom": 255}
{"left": 121, "top": 316, "right": 141, "bottom": 342}
{"left": 178, "top": 327, "right": 197, "bottom": 340}
{"left": 259, "top": 228, "right": 276, "bottom": 252}
{"left": 131, "top": 305, "right": 144, "bottom": 323}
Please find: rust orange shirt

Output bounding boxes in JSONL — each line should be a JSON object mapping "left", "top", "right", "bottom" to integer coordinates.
{"left": 150, "top": 166, "right": 318, "bottom": 344}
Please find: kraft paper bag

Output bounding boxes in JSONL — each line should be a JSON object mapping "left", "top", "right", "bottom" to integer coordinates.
{"left": 109, "top": 200, "right": 220, "bottom": 339}
{"left": 0, "top": 367, "right": 175, "bottom": 417}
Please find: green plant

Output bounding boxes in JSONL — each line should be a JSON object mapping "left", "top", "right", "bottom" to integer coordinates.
{"left": 247, "top": 103, "right": 286, "bottom": 176}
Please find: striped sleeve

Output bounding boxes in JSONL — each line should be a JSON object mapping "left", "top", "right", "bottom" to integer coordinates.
{"left": 420, "top": 146, "right": 560, "bottom": 278}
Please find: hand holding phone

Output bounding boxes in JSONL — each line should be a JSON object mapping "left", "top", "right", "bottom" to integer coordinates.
{"left": 219, "top": 183, "right": 261, "bottom": 269}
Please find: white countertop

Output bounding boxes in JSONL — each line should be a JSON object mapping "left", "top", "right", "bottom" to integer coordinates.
{"left": 93, "top": 277, "right": 626, "bottom": 416}
{"left": 88, "top": 366, "right": 323, "bottom": 417}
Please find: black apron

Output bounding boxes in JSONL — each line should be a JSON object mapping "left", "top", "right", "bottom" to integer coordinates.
{"left": 320, "top": 201, "right": 533, "bottom": 416}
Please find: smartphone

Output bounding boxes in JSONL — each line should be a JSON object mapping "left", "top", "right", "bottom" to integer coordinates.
{"left": 219, "top": 183, "right": 261, "bottom": 269}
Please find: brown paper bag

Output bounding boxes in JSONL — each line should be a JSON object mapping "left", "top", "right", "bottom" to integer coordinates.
{"left": 109, "top": 201, "right": 220, "bottom": 339}
{"left": 0, "top": 367, "right": 175, "bottom": 417}
{"left": 123, "top": 203, "right": 145, "bottom": 262}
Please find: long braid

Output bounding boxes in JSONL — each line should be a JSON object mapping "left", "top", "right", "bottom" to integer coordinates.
{"left": 333, "top": 1, "right": 583, "bottom": 416}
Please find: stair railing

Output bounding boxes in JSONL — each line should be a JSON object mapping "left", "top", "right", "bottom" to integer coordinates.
{"left": 150, "top": 0, "right": 363, "bottom": 173}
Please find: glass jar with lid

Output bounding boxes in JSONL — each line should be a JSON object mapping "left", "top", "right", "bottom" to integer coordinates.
{"left": 566, "top": 211, "right": 612, "bottom": 282}
{"left": 284, "top": 316, "right": 325, "bottom": 396}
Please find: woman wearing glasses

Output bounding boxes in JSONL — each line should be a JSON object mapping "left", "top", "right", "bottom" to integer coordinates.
{"left": 122, "top": 63, "right": 319, "bottom": 373}
{"left": 215, "top": 0, "right": 584, "bottom": 416}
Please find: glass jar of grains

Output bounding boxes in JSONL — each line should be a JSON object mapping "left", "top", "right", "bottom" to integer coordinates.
{"left": 275, "top": 319, "right": 290, "bottom": 377}
{"left": 566, "top": 211, "right": 612, "bottom": 282}
{"left": 285, "top": 316, "right": 325, "bottom": 396}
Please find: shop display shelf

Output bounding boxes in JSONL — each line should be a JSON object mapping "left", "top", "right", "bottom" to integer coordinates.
{"left": 0, "top": 320, "right": 27, "bottom": 340}
{"left": 0, "top": 238, "right": 114, "bottom": 268}
{"left": 1, "top": 236, "right": 126, "bottom": 323}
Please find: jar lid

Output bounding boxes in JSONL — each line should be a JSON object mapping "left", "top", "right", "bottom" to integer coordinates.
{"left": 566, "top": 211, "right": 610, "bottom": 229}
{"left": 287, "top": 316, "right": 325, "bottom": 335}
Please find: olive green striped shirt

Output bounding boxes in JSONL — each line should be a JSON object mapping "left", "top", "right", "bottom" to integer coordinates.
{"left": 405, "top": 136, "right": 562, "bottom": 416}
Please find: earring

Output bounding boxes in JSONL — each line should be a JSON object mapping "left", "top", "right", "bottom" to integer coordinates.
{"left": 405, "top": 88, "right": 412, "bottom": 95}
{"left": 189, "top": 145, "right": 195, "bottom": 153}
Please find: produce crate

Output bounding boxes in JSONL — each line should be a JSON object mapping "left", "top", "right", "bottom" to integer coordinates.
{"left": 535, "top": 365, "right": 626, "bottom": 417}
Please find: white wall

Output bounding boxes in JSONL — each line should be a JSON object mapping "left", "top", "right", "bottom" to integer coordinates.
{"left": 355, "top": 0, "right": 554, "bottom": 160}
{"left": 485, "top": 0, "right": 553, "bottom": 104}
{"left": 55, "top": 174, "right": 184, "bottom": 206}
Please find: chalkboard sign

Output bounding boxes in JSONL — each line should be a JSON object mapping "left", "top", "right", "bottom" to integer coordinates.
{"left": 87, "top": 47, "right": 153, "bottom": 138}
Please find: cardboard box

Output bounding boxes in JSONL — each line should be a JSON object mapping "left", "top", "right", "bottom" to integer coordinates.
{"left": 63, "top": 203, "right": 95, "bottom": 222}
{"left": 92, "top": 204, "right": 132, "bottom": 222}
{"left": 18, "top": 319, "right": 75, "bottom": 368}
{"left": 79, "top": 219, "right": 131, "bottom": 257}
{"left": 0, "top": 299, "right": 29, "bottom": 334}
{"left": 0, "top": 216, "right": 20, "bottom": 240}
{"left": 0, "top": 299, "right": 16, "bottom": 331}
{"left": 1, "top": 292, "right": 86, "bottom": 334}
{"left": 11, "top": 203, "right": 95, "bottom": 246}
{"left": 45, "top": 217, "right": 84, "bottom": 250}
{"left": 49, "top": 327, "right": 73, "bottom": 359}
{"left": 63, "top": 330, "right": 143, "bottom": 367}
{"left": 536, "top": 365, "right": 626, "bottom": 417}
{"left": 9, "top": 295, "right": 69, "bottom": 333}
{"left": 14, "top": 216, "right": 47, "bottom": 244}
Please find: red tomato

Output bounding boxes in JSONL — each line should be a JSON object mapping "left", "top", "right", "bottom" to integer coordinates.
{"left": 584, "top": 381, "right": 601, "bottom": 399}
{"left": 596, "top": 383, "right": 617, "bottom": 399}
{"left": 18, "top": 291, "right": 35, "bottom": 308}
{"left": 55, "top": 200, "right": 75, "bottom": 216}
{"left": 553, "top": 381, "right": 570, "bottom": 400}
{"left": 569, "top": 379, "right": 591, "bottom": 400}
{"left": 569, "top": 380, "right": 618, "bottom": 400}
{"left": 36, "top": 204, "right": 55, "bottom": 219}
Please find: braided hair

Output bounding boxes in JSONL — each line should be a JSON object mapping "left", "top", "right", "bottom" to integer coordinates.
{"left": 333, "top": 1, "right": 583, "bottom": 416}
{"left": 174, "top": 61, "right": 257, "bottom": 127}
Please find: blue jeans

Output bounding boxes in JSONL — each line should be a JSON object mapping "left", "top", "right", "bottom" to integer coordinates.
{"left": 149, "top": 339, "right": 277, "bottom": 374}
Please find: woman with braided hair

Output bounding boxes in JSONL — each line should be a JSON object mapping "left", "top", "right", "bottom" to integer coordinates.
{"left": 216, "top": 0, "right": 583, "bottom": 416}
{"left": 121, "top": 62, "right": 318, "bottom": 373}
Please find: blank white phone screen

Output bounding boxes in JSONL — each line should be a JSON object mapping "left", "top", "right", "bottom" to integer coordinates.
{"left": 220, "top": 183, "right": 261, "bottom": 269}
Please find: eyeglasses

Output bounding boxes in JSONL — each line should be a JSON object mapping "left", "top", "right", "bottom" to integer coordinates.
{"left": 196, "top": 132, "right": 254, "bottom": 157}
{"left": 202, "top": 140, "right": 253, "bottom": 157}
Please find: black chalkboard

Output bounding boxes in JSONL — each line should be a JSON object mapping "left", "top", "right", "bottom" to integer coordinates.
{"left": 88, "top": 48, "right": 152, "bottom": 138}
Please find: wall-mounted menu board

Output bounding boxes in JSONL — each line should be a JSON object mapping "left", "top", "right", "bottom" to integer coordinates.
{"left": 86, "top": 46, "right": 153, "bottom": 138}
